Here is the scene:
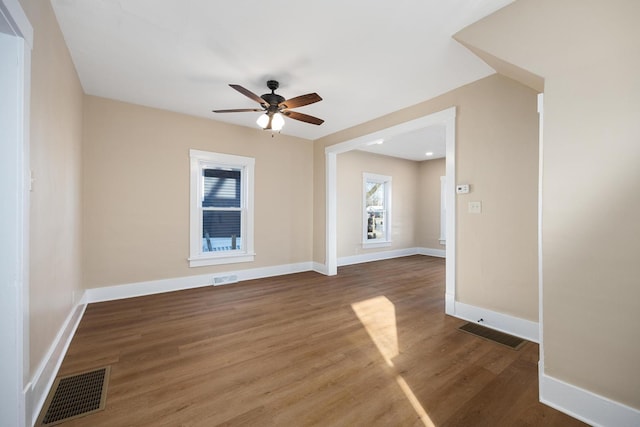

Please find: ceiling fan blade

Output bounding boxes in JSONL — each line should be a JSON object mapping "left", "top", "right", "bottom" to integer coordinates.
{"left": 279, "top": 93, "right": 322, "bottom": 109}
{"left": 212, "top": 108, "right": 263, "bottom": 113}
{"left": 229, "top": 84, "right": 269, "bottom": 106}
{"left": 283, "top": 110, "right": 324, "bottom": 125}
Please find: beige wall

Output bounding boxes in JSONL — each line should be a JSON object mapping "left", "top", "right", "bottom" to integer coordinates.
{"left": 454, "top": 75, "right": 538, "bottom": 321}
{"left": 19, "top": 0, "right": 85, "bottom": 377}
{"left": 336, "top": 150, "right": 418, "bottom": 258}
{"left": 315, "top": 73, "right": 539, "bottom": 321}
{"left": 456, "top": 0, "right": 640, "bottom": 410}
{"left": 416, "top": 158, "right": 445, "bottom": 249}
{"left": 82, "top": 96, "right": 313, "bottom": 288}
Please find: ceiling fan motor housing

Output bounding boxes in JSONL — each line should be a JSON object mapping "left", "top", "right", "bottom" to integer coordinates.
{"left": 261, "top": 80, "right": 285, "bottom": 113}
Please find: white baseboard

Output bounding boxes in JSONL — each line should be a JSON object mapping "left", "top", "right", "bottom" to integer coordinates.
{"left": 312, "top": 262, "right": 328, "bottom": 275}
{"left": 445, "top": 292, "right": 455, "bottom": 316}
{"left": 29, "top": 299, "right": 87, "bottom": 426}
{"left": 337, "top": 247, "right": 416, "bottom": 267}
{"left": 85, "top": 262, "right": 314, "bottom": 303}
{"left": 417, "top": 247, "right": 446, "bottom": 258}
{"left": 540, "top": 364, "right": 640, "bottom": 427}
{"left": 452, "top": 301, "right": 539, "bottom": 343}
{"left": 86, "top": 273, "right": 213, "bottom": 303}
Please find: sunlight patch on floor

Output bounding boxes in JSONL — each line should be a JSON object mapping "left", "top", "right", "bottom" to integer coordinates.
{"left": 351, "top": 296, "right": 398, "bottom": 366}
{"left": 352, "top": 296, "right": 436, "bottom": 427}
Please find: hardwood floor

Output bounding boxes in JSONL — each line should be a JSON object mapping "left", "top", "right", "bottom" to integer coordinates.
{"left": 53, "top": 256, "right": 585, "bottom": 426}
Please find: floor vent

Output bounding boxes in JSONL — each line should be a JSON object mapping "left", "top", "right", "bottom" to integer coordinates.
{"left": 458, "top": 322, "right": 526, "bottom": 350}
{"left": 36, "top": 366, "right": 110, "bottom": 426}
{"left": 213, "top": 274, "right": 239, "bottom": 286}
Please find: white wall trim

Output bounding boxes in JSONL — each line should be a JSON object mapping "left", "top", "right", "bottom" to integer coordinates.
{"left": 0, "top": 1, "right": 32, "bottom": 425}
{"left": 85, "top": 262, "right": 314, "bottom": 303}
{"left": 443, "top": 108, "right": 456, "bottom": 317}
{"left": 337, "top": 247, "right": 445, "bottom": 267}
{"left": 452, "top": 301, "right": 539, "bottom": 343}
{"left": 539, "top": 365, "right": 640, "bottom": 427}
{"left": 338, "top": 248, "right": 417, "bottom": 267}
{"left": 312, "top": 262, "right": 328, "bottom": 275}
{"left": 29, "top": 300, "right": 86, "bottom": 427}
{"left": 445, "top": 292, "right": 455, "bottom": 315}
{"left": 537, "top": 92, "right": 546, "bottom": 384}
{"left": 1, "top": 0, "right": 33, "bottom": 46}
{"left": 416, "top": 247, "right": 446, "bottom": 258}
{"left": 325, "top": 151, "right": 338, "bottom": 275}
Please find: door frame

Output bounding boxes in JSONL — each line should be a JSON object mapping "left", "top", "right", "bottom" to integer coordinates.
{"left": 324, "top": 107, "right": 456, "bottom": 314}
{"left": 0, "top": 0, "right": 32, "bottom": 425}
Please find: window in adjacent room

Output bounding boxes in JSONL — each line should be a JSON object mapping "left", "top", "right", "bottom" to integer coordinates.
{"left": 363, "top": 173, "right": 392, "bottom": 247}
{"left": 189, "top": 149, "right": 255, "bottom": 267}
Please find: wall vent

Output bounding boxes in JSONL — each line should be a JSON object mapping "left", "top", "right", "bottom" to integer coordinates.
{"left": 212, "top": 275, "right": 239, "bottom": 286}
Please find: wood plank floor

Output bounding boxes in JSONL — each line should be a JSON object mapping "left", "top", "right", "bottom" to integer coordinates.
{"left": 52, "top": 256, "right": 586, "bottom": 426}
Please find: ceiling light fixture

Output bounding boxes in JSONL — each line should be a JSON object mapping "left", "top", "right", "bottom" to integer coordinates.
{"left": 425, "top": 151, "right": 434, "bottom": 156}
{"left": 257, "top": 112, "right": 285, "bottom": 132}
{"left": 366, "top": 139, "right": 384, "bottom": 146}
{"left": 214, "top": 81, "right": 323, "bottom": 133}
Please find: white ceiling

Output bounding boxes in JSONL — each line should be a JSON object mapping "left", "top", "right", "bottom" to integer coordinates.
{"left": 51, "top": 0, "right": 513, "bottom": 141}
{"left": 356, "top": 125, "right": 446, "bottom": 161}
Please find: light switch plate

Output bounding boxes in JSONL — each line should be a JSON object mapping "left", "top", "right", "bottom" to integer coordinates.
{"left": 468, "top": 201, "right": 482, "bottom": 214}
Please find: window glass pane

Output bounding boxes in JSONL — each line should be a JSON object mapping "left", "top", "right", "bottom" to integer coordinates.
{"left": 202, "top": 168, "right": 241, "bottom": 208}
{"left": 366, "top": 181, "right": 386, "bottom": 240}
{"left": 366, "top": 182, "right": 384, "bottom": 209}
{"left": 202, "top": 211, "right": 242, "bottom": 252}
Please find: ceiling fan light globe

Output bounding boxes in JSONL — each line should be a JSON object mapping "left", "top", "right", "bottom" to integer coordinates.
{"left": 256, "top": 113, "right": 270, "bottom": 129}
{"left": 272, "top": 113, "right": 285, "bottom": 131}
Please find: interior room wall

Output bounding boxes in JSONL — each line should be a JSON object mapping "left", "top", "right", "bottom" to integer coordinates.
{"left": 455, "top": 0, "right": 640, "bottom": 410}
{"left": 315, "top": 73, "right": 539, "bottom": 322}
{"left": 82, "top": 96, "right": 314, "bottom": 289}
{"left": 416, "top": 158, "right": 446, "bottom": 249}
{"left": 18, "top": 0, "right": 84, "bottom": 378}
{"left": 336, "top": 150, "right": 418, "bottom": 258}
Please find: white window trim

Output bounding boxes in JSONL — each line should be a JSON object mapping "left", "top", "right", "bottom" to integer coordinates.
{"left": 188, "top": 149, "right": 255, "bottom": 267}
{"left": 362, "top": 172, "right": 392, "bottom": 248}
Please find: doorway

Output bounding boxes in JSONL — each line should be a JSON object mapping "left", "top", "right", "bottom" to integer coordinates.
{"left": 324, "top": 107, "right": 456, "bottom": 314}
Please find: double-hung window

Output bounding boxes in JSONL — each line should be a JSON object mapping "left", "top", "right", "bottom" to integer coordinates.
{"left": 189, "top": 150, "right": 255, "bottom": 267}
{"left": 363, "top": 172, "right": 392, "bottom": 247}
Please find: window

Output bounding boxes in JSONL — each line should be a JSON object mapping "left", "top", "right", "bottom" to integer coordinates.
{"left": 189, "top": 150, "right": 255, "bottom": 267}
{"left": 363, "top": 173, "right": 392, "bottom": 247}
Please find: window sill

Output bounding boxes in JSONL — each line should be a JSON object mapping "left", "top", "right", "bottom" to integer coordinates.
{"left": 362, "top": 241, "right": 392, "bottom": 249}
{"left": 188, "top": 253, "right": 256, "bottom": 267}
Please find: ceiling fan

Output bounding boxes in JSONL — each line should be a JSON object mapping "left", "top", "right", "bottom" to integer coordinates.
{"left": 213, "top": 80, "right": 324, "bottom": 131}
